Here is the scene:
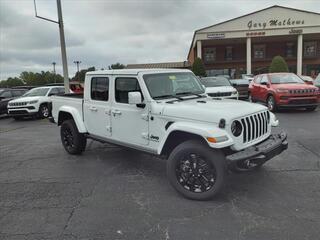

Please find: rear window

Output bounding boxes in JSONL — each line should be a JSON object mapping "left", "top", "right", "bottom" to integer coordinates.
{"left": 91, "top": 77, "right": 109, "bottom": 101}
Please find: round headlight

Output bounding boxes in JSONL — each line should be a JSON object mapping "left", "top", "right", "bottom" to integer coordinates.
{"left": 231, "top": 120, "right": 242, "bottom": 137}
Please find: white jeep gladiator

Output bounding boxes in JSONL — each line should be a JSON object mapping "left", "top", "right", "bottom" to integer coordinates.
{"left": 50, "top": 69, "right": 288, "bottom": 200}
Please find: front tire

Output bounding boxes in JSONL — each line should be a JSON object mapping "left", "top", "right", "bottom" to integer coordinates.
{"left": 167, "top": 140, "right": 226, "bottom": 200}
{"left": 38, "top": 104, "right": 50, "bottom": 118}
{"left": 267, "top": 95, "right": 277, "bottom": 112}
{"left": 60, "top": 119, "right": 86, "bottom": 155}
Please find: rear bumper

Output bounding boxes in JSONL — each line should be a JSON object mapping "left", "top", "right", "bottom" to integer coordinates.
{"left": 226, "top": 131, "right": 288, "bottom": 163}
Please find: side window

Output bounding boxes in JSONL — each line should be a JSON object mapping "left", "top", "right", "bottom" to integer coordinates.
{"left": 91, "top": 77, "right": 109, "bottom": 101}
{"left": 1, "top": 91, "right": 12, "bottom": 98}
{"left": 255, "top": 76, "right": 262, "bottom": 84}
{"left": 49, "top": 88, "right": 60, "bottom": 96}
{"left": 115, "top": 78, "right": 142, "bottom": 104}
{"left": 260, "top": 75, "right": 268, "bottom": 84}
{"left": 12, "top": 90, "right": 22, "bottom": 97}
{"left": 58, "top": 88, "right": 65, "bottom": 94}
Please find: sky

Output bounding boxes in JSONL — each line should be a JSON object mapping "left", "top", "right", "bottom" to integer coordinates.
{"left": 0, "top": 0, "right": 319, "bottom": 80}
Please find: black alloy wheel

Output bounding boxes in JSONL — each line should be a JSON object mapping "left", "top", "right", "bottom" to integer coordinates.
{"left": 176, "top": 153, "right": 216, "bottom": 193}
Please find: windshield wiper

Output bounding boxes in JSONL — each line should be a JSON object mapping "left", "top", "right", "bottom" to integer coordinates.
{"left": 176, "top": 92, "right": 206, "bottom": 98}
{"left": 153, "top": 94, "right": 184, "bottom": 100}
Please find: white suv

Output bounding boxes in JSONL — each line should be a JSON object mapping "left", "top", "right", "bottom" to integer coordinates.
{"left": 8, "top": 86, "right": 65, "bottom": 120}
{"left": 200, "top": 77, "right": 238, "bottom": 99}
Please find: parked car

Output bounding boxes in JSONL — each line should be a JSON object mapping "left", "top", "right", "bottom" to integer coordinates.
{"left": 7, "top": 86, "right": 65, "bottom": 120}
{"left": 0, "top": 88, "right": 27, "bottom": 115}
{"left": 229, "top": 79, "right": 250, "bottom": 99}
{"left": 200, "top": 77, "right": 238, "bottom": 99}
{"left": 216, "top": 74, "right": 231, "bottom": 80}
{"left": 299, "top": 75, "right": 314, "bottom": 85}
{"left": 242, "top": 74, "right": 254, "bottom": 82}
{"left": 50, "top": 69, "right": 287, "bottom": 200}
{"left": 249, "top": 73, "right": 319, "bottom": 112}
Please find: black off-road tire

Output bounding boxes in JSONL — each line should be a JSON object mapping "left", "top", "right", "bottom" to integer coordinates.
{"left": 167, "top": 140, "right": 227, "bottom": 201}
{"left": 60, "top": 119, "right": 87, "bottom": 155}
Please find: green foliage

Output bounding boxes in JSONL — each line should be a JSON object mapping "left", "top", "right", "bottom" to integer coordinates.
{"left": 269, "top": 56, "right": 289, "bottom": 73}
{"left": 72, "top": 67, "right": 95, "bottom": 82}
{"left": 108, "top": 63, "right": 125, "bottom": 70}
{"left": 0, "top": 77, "right": 24, "bottom": 88}
{"left": 0, "top": 71, "right": 64, "bottom": 88}
{"left": 192, "top": 58, "right": 207, "bottom": 77}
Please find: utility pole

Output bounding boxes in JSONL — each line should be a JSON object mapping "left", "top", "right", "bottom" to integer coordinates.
{"left": 34, "top": 0, "right": 70, "bottom": 92}
{"left": 52, "top": 62, "right": 56, "bottom": 74}
{"left": 73, "top": 60, "right": 81, "bottom": 74}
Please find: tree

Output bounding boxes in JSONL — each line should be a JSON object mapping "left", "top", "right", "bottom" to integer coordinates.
{"left": 72, "top": 67, "right": 95, "bottom": 82}
{"left": 0, "top": 77, "right": 24, "bottom": 87}
{"left": 269, "top": 56, "right": 289, "bottom": 73}
{"left": 108, "top": 63, "right": 125, "bottom": 70}
{"left": 192, "top": 58, "right": 206, "bottom": 77}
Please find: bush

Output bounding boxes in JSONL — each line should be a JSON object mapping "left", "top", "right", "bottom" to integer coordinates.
{"left": 192, "top": 58, "right": 207, "bottom": 77}
{"left": 269, "top": 56, "right": 289, "bottom": 73}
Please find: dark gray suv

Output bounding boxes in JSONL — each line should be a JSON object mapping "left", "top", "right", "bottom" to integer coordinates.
{"left": 0, "top": 88, "right": 27, "bottom": 115}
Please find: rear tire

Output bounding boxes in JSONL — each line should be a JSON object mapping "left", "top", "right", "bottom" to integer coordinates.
{"left": 305, "top": 106, "right": 317, "bottom": 112}
{"left": 60, "top": 119, "right": 86, "bottom": 155}
{"left": 167, "top": 140, "right": 226, "bottom": 200}
{"left": 267, "top": 95, "right": 277, "bottom": 112}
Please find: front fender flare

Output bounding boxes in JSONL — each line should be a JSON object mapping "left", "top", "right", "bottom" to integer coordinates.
{"left": 157, "top": 121, "right": 234, "bottom": 154}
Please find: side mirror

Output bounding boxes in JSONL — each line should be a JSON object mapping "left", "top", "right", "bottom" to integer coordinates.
{"left": 128, "top": 91, "right": 142, "bottom": 105}
{"left": 261, "top": 82, "right": 267, "bottom": 86}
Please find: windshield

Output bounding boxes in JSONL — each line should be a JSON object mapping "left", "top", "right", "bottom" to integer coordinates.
{"left": 315, "top": 76, "right": 320, "bottom": 86}
{"left": 143, "top": 72, "right": 204, "bottom": 99}
{"left": 270, "top": 74, "right": 305, "bottom": 84}
{"left": 23, "top": 88, "right": 49, "bottom": 97}
{"left": 201, "top": 77, "right": 231, "bottom": 87}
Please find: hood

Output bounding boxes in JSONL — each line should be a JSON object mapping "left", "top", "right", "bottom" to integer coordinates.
{"left": 156, "top": 98, "right": 267, "bottom": 123}
{"left": 205, "top": 86, "right": 236, "bottom": 93}
{"left": 272, "top": 83, "right": 317, "bottom": 90}
{"left": 9, "top": 96, "right": 41, "bottom": 103}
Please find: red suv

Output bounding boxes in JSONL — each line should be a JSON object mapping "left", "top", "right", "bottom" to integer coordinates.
{"left": 249, "top": 73, "right": 319, "bottom": 112}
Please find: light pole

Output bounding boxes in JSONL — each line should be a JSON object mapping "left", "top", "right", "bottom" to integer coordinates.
{"left": 52, "top": 62, "right": 56, "bottom": 74}
{"left": 73, "top": 60, "right": 81, "bottom": 74}
{"left": 34, "top": 0, "right": 70, "bottom": 92}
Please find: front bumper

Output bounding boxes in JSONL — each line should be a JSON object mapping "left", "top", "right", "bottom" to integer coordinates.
{"left": 226, "top": 131, "right": 288, "bottom": 164}
{"left": 7, "top": 107, "right": 38, "bottom": 117}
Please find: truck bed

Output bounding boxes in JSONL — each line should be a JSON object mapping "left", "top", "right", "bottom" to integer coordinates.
{"left": 51, "top": 94, "right": 84, "bottom": 123}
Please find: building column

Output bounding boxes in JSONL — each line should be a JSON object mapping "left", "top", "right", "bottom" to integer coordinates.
{"left": 197, "top": 40, "right": 202, "bottom": 59}
{"left": 246, "top": 37, "right": 251, "bottom": 75}
{"left": 297, "top": 34, "right": 303, "bottom": 75}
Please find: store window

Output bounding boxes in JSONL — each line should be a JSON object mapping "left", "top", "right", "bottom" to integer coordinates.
{"left": 225, "top": 46, "right": 233, "bottom": 61}
{"left": 253, "top": 44, "right": 266, "bottom": 59}
{"left": 204, "top": 48, "right": 216, "bottom": 62}
{"left": 304, "top": 42, "right": 317, "bottom": 57}
{"left": 286, "top": 43, "right": 295, "bottom": 57}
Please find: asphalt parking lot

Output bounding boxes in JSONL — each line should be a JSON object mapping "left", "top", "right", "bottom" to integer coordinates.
{"left": 0, "top": 108, "right": 319, "bottom": 240}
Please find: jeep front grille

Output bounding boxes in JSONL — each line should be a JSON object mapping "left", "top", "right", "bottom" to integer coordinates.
{"left": 9, "top": 102, "right": 27, "bottom": 106}
{"left": 208, "top": 92, "right": 232, "bottom": 97}
{"left": 240, "top": 111, "right": 269, "bottom": 143}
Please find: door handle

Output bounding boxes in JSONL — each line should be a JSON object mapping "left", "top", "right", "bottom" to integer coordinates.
{"left": 111, "top": 109, "right": 122, "bottom": 116}
{"left": 89, "top": 106, "right": 98, "bottom": 112}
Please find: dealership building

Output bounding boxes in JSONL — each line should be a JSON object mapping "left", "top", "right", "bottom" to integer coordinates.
{"left": 187, "top": 5, "right": 320, "bottom": 78}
